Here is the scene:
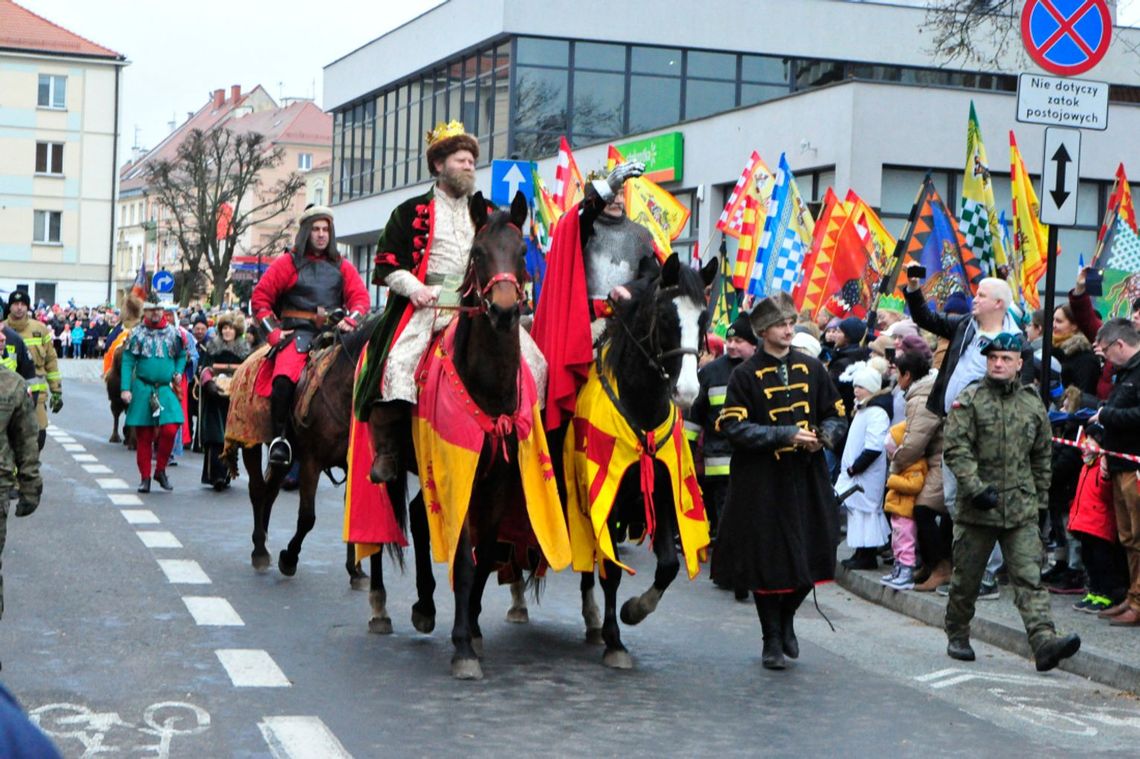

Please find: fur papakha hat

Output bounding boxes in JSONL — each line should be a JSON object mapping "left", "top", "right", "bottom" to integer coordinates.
{"left": 425, "top": 121, "right": 478, "bottom": 175}
{"left": 749, "top": 291, "right": 797, "bottom": 334}
{"left": 216, "top": 310, "right": 246, "bottom": 336}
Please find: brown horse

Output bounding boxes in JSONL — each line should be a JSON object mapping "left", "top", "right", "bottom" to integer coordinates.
{"left": 235, "top": 319, "right": 377, "bottom": 584}
{"left": 104, "top": 344, "right": 136, "bottom": 449}
{"left": 365, "top": 191, "right": 542, "bottom": 680}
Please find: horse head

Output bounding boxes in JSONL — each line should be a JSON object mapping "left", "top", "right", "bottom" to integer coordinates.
{"left": 605, "top": 253, "right": 717, "bottom": 412}
{"left": 463, "top": 191, "right": 529, "bottom": 333}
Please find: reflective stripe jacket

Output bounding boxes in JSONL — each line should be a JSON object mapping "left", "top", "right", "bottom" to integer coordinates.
{"left": 2, "top": 315, "right": 59, "bottom": 394}
{"left": 686, "top": 354, "right": 743, "bottom": 477}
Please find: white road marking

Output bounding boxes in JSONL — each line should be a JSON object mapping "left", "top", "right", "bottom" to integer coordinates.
{"left": 915, "top": 667, "right": 1068, "bottom": 689}
{"left": 83, "top": 464, "right": 114, "bottom": 474}
{"left": 62, "top": 443, "right": 85, "bottom": 451}
{"left": 120, "top": 509, "right": 159, "bottom": 524}
{"left": 108, "top": 494, "right": 144, "bottom": 506}
{"left": 157, "top": 560, "right": 211, "bottom": 584}
{"left": 215, "top": 650, "right": 290, "bottom": 688}
{"left": 259, "top": 716, "right": 352, "bottom": 758}
{"left": 54, "top": 436, "right": 76, "bottom": 443}
{"left": 137, "top": 531, "right": 182, "bottom": 549}
{"left": 97, "top": 478, "right": 131, "bottom": 490}
{"left": 72, "top": 453, "right": 98, "bottom": 462}
{"left": 182, "top": 597, "right": 244, "bottom": 626}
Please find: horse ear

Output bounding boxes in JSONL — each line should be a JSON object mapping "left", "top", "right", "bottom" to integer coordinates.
{"left": 469, "top": 192, "right": 489, "bottom": 230}
{"left": 700, "top": 258, "right": 718, "bottom": 287}
{"left": 510, "top": 191, "right": 528, "bottom": 229}
{"left": 660, "top": 253, "right": 681, "bottom": 287}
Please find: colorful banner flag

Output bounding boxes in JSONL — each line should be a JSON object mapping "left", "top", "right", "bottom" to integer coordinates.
{"left": 959, "top": 102, "right": 1007, "bottom": 274}
{"left": 609, "top": 145, "right": 691, "bottom": 261}
{"left": 552, "top": 136, "right": 584, "bottom": 214}
{"left": 1093, "top": 163, "right": 1138, "bottom": 270}
{"left": 707, "top": 241, "right": 737, "bottom": 339}
{"left": 899, "top": 175, "right": 983, "bottom": 310}
{"left": 995, "top": 209, "right": 1028, "bottom": 309}
{"left": 731, "top": 194, "right": 761, "bottom": 290}
{"left": 531, "top": 166, "right": 560, "bottom": 251}
{"left": 795, "top": 187, "right": 839, "bottom": 313}
{"left": 716, "top": 151, "right": 777, "bottom": 240}
{"left": 1103, "top": 215, "right": 1140, "bottom": 272}
{"left": 749, "top": 153, "right": 814, "bottom": 299}
{"left": 798, "top": 193, "right": 876, "bottom": 318}
{"left": 1099, "top": 268, "right": 1140, "bottom": 319}
{"left": 130, "top": 258, "right": 149, "bottom": 300}
{"left": 846, "top": 190, "right": 896, "bottom": 280}
{"left": 1010, "top": 131, "right": 1049, "bottom": 310}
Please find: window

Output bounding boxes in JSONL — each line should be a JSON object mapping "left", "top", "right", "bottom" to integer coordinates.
{"left": 313, "top": 183, "right": 324, "bottom": 206}
{"left": 35, "top": 142, "right": 64, "bottom": 174}
{"left": 37, "top": 74, "right": 66, "bottom": 109}
{"left": 33, "top": 210, "right": 62, "bottom": 244}
{"left": 298, "top": 153, "right": 312, "bottom": 171}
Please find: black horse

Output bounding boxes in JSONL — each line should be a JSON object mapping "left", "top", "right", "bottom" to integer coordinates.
{"left": 571, "top": 253, "right": 717, "bottom": 668}
{"left": 363, "top": 191, "right": 544, "bottom": 679}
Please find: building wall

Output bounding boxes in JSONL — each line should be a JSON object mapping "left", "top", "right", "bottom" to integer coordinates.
{"left": 0, "top": 51, "right": 120, "bottom": 305}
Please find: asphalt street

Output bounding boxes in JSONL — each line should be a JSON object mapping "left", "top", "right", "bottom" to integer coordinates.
{"left": 1, "top": 374, "right": 1138, "bottom": 757}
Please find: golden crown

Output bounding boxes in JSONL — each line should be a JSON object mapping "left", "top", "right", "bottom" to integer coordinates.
{"left": 426, "top": 120, "right": 467, "bottom": 147}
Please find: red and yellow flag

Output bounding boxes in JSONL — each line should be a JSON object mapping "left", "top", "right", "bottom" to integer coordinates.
{"left": 553, "top": 136, "right": 585, "bottom": 214}
{"left": 607, "top": 145, "right": 690, "bottom": 261}
{"left": 716, "top": 151, "right": 777, "bottom": 240}
{"left": 1010, "top": 131, "right": 1049, "bottom": 310}
{"left": 731, "top": 194, "right": 761, "bottom": 290}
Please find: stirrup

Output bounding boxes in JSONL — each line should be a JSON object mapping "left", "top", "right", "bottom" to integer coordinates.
{"left": 268, "top": 437, "right": 293, "bottom": 467}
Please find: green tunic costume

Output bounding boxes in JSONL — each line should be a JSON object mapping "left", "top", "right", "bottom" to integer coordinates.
{"left": 120, "top": 322, "right": 187, "bottom": 427}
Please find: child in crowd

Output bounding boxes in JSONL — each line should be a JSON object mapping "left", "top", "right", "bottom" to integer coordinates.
{"left": 882, "top": 420, "right": 926, "bottom": 589}
{"left": 837, "top": 362, "right": 894, "bottom": 570}
{"left": 1069, "top": 428, "right": 1130, "bottom": 614}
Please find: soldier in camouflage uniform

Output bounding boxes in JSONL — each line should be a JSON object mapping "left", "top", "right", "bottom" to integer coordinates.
{"left": 942, "top": 332, "right": 1080, "bottom": 672}
{"left": 0, "top": 361, "right": 43, "bottom": 630}
{"left": 2, "top": 292, "right": 62, "bottom": 450}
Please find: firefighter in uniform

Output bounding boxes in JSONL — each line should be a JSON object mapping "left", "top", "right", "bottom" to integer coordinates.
{"left": 685, "top": 311, "right": 757, "bottom": 540}
{"left": 0, "top": 359, "right": 43, "bottom": 636}
{"left": 2, "top": 292, "right": 60, "bottom": 449}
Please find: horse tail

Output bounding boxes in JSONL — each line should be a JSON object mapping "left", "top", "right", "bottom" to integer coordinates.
{"left": 384, "top": 452, "right": 409, "bottom": 569}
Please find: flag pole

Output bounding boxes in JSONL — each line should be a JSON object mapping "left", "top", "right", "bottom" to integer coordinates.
{"left": 865, "top": 174, "right": 929, "bottom": 340}
{"left": 1090, "top": 170, "right": 1121, "bottom": 269}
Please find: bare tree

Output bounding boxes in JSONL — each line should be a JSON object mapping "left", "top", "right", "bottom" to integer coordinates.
{"left": 145, "top": 128, "right": 304, "bottom": 306}
{"left": 920, "top": 0, "right": 1026, "bottom": 69}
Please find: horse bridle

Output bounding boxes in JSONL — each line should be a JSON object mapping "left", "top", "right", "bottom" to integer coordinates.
{"left": 612, "top": 282, "right": 700, "bottom": 383}
{"left": 458, "top": 222, "right": 528, "bottom": 316}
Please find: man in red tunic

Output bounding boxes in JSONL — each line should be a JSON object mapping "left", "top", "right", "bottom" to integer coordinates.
{"left": 252, "top": 205, "right": 370, "bottom": 467}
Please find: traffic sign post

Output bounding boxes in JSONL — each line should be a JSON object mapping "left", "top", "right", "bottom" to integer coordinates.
{"left": 1040, "top": 128, "right": 1081, "bottom": 226}
{"left": 1021, "top": 0, "right": 1112, "bottom": 77}
{"left": 151, "top": 270, "right": 175, "bottom": 294}
{"left": 490, "top": 159, "right": 535, "bottom": 207}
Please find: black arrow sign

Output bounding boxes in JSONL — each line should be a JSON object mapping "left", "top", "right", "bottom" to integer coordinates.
{"left": 1050, "top": 143, "right": 1072, "bottom": 208}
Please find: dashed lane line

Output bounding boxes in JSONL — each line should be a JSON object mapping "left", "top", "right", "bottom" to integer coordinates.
{"left": 156, "top": 560, "right": 211, "bottom": 584}
{"left": 108, "top": 494, "right": 143, "bottom": 506}
{"left": 182, "top": 597, "right": 244, "bottom": 626}
{"left": 120, "top": 509, "right": 160, "bottom": 524}
{"left": 259, "top": 716, "right": 353, "bottom": 758}
{"left": 136, "top": 531, "right": 182, "bottom": 549}
{"left": 62, "top": 443, "right": 85, "bottom": 452}
{"left": 72, "top": 453, "right": 97, "bottom": 462}
{"left": 215, "top": 650, "right": 291, "bottom": 687}
{"left": 96, "top": 478, "right": 131, "bottom": 490}
{"left": 82, "top": 464, "right": 114, "bottom": 474}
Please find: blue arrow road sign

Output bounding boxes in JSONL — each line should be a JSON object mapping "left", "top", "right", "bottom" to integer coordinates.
{"left": 151, "top": 270, "right": 175, "bottom": 294}
{"left": 491, "top": 159, "right": 534, "bottom": 207}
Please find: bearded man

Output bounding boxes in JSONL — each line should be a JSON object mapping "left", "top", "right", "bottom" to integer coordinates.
{"left": 354, "top": 121, "right": 545, "bottom": 481}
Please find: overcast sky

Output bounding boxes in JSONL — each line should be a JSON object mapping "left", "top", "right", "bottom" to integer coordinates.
{"left": 16, "top": 0, "right": 443, "bottom": 156}
{"left": 14, "top": 0, "right": 1140, "bottom": 161}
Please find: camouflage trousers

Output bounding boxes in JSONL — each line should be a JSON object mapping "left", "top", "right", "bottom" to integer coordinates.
{"left": 944, "top": 521, "right": 1056, "bottom": 652}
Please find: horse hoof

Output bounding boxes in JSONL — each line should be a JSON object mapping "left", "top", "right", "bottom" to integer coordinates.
{"left": 505, "top": 607, "right": 529, "bottom": 624}
{"left": 109, "top": 434, "right": 121, "bottom": 444}
{"left": 471, "top": 637, "right": 484, "bottom": 659}
{"left": 620, "top": 598, "right": 646, "bottom": 626}
{"left": 451, "top": 658, "right": 484, "bottom": 681}
{"left": 602, "top": 648, "right": 633, "bottom": 670}
{"left": 251, "top": 551, "right": 271, "bottom": 572}
{"left": 585, "top": 628, "right": 605, "bottom": 646}
{"left": 349, "top": 575, "right": 369, "bottom": 591}
{"left": 412, "top": 608, "right": 436, "bottom": 634}
{"left": 368, "top": 616, "right": 393, "bottom": 635}
{"left": 278, "top": 550, "right": 298, "bottom": 577}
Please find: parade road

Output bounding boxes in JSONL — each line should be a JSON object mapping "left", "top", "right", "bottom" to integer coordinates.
{"left": 2, "top": 374, "right": 1138, "bottom": 757}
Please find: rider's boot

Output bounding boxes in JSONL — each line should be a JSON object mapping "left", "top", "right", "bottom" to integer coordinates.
{"left": 268, "top": 376, "right": 296, "bottom": 469}
{"left": 369, "top": 401, "right": 409, "bottom": 483}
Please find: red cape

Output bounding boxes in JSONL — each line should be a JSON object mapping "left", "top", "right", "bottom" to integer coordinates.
{"left": 531, "top": 203, "right": 594, "bottom": 431}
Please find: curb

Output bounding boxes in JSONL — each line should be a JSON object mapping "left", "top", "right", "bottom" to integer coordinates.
{"left": 835, "top": 565, "right": 1140, "bottom": 695}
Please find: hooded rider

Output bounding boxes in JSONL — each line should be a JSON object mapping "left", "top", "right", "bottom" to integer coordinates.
{"left": 252, "top": 205, "right": 370, "bottom": 468}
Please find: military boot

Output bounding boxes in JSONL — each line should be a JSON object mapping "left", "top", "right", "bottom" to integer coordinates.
{"left": 755, "top": 595, "right": 786, "bottom": 670}
{"left": 1034, "top": 633, "right": 1080, "bottom": 672}
{"left": 268, "top": 377, "right": 296, "bottom": 469}
{"left": 947, "top": 637, "right": 976, "bottom": 662}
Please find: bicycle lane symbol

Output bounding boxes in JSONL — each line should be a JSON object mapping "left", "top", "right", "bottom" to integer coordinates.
{"left": 30, "top": 701, "right": 211, "bottom": 758}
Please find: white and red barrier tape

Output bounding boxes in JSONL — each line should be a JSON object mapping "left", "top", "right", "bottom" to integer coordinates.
{"left": 1051, "top": 428, "right": 1140, "bottom": 465}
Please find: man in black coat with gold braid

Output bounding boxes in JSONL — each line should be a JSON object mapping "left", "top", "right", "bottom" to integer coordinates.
{"left": 715, "top": 291, "right": 848, "bottom": 670}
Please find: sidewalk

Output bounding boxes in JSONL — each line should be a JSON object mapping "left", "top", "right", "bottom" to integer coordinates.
{"left": 57, "top": 357, "right": 106, "bottom": 383}
{"left": 836, "top": 560, "right": 1140, "bottom": 694}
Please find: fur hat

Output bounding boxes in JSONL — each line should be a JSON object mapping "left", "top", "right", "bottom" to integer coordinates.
{"left": 299, "top": 205, "right": 333, "bottom": 225}
{"left": 215, "top": 310, "right": 246, "bottom": 336}
{"left": 292, "top": 205, "right": 339, "bottom": 265}
{"left": 749, "top": 291, "right": 797, "bottom": 334}
{"left": 791, "top": 332, "right": 822, "bottom": 358}
{"left": 726, "top": 312, "right": 758, "bottom": 345}
{"left": 425, "top": 121, "right": 478, "bottom": 175}
{"left": 840, "top": 360, "right": 883, "bottom": 393}
{"left": 838, "top": 316, "right": 866, "bottom": 345}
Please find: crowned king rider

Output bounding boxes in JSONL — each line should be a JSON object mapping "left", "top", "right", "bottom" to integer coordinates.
{"left": 252, "top": 205, "right": 370, "bottom": 468}
{"left": 353, "top": 121, "right": 545, "bottom": 482}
